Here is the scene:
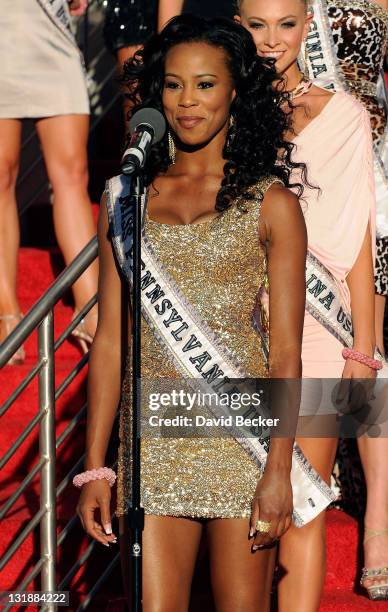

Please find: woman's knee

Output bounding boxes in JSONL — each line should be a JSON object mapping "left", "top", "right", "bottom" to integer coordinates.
{"left": 143, "top": 567, "right": 191, "bottom": 611}
{"left": 49, "top": 157, "right": 89, "bottom": 190}
{"left": 0, "top": 158, "right": 18, "bottom": 194}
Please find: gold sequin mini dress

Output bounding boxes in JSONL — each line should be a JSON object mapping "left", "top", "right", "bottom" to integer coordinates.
{"left": 117, "top": 179, "right": 277, "bottom": 519}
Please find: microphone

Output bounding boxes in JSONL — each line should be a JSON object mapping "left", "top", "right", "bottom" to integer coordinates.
{"left": 121, "top": 108, "right": 166, "bottom": 175}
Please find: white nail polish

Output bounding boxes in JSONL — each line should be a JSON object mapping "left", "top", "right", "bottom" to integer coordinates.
{"left": 103, "top": 523, "right": 112, "bottom": 535}
{"left": 249, "top": 528, "right": 254, "bottom": 538}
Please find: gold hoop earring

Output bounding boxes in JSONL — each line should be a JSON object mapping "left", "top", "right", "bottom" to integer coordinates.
{"left": 168, "top": 131, "right": 176, "bottom": 165}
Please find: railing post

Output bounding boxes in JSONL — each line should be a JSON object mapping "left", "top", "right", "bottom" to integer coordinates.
{"left": 39, "top": 311, "right": 57, "bottom": 610}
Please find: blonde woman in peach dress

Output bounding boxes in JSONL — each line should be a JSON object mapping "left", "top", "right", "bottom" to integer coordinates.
{"left": 306, "top": 0, "right": 388, "bottom": 602}
{"left": 238, "top": 0, "right": 378, "bottom": 609}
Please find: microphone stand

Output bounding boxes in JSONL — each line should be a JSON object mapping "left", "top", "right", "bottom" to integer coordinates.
{"left": 127, "top": 171, "right": 145, "bottom": 612}
{"left": 121, "top": 108, "right": 165, "bottom": 610}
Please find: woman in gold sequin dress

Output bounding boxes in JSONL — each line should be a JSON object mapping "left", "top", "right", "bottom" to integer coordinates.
{"left": 77, "top": 15, "right": 311, "bottom": 610}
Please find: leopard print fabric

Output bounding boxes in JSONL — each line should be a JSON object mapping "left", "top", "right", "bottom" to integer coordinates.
{"left": 375, "top": 236, "right": 388, "bottom": 294}
{"left": 327, "top": 0, "right": 388, "bottom": 145}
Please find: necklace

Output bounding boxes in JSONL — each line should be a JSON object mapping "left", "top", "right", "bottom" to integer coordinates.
{"left": 289, "top": 75, "right": 313, "bottom": 100}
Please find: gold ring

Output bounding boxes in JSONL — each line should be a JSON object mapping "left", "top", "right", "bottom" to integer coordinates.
{"left": 255, "top": 520, "right": 271, "bottom": 534}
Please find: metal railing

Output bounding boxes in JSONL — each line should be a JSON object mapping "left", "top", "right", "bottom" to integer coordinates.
{"left": 0, "top": 4, "right": 125, "bottom": 607}
{"left": 0, "top": 238, "right": 120, "bottom": 611}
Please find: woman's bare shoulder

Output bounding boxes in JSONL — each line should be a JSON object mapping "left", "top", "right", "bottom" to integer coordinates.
{"left": 261, "top": 183, "right": 301, "bottom": 222}
{"left": 309, "top": 84, "right": 334, "bottom": 99}
{"left": 264, "top": 181, "right": 297, "bottom": 200}
{"left": 304, "top": 84, "right": 335, "bottom": 116}
{"left": 308, "top": 86, "right": 364, "bottom": 116}
{"left": 260, "top": 183, "right": 306, "bottom": 244}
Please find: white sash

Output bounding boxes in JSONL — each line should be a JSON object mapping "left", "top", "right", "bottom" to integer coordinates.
{"left": 305, "top": 255, "right": 388, "bottom": 376}
{"left": 308, "top": 0, "right": 388, "bottom": 239}
{"left": 305, "top": 0, "right": 345, "bottom": 90}
{"left": 257, "top": 249, "right": 387, "bottom": 374}
{"left": 36, "top": 0, "right": 79, "bottom": 49}
{"left": 106, "top": 174, "right": 336, "bottom": 527}
{"left": 305, "top": 253, "right": 353, "bottom": 348}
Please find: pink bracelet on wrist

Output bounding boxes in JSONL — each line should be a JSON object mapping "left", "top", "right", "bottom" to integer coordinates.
{"left": 342, "top": 348, "right": 383, "bottom": 371}
{"left": 73, "top": 467, "right": 117, "bottom": 488}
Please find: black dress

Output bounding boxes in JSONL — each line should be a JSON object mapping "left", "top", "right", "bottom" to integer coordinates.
{"left": 182, "top": 0, "right": 236, "bottom": 19}
{"left": 103, "top": 0, "right": 157, "bottom": 54}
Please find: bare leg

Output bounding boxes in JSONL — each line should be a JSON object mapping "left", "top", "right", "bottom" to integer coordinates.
{"left": 0, "top": 119, "right": 25, "bottom": 361}
{"left": 208, "top": 518, "right": 276, "bottom": 612}
{"left": 35, "top": 115, "right": 98, "bottom": 337}
{"left": 278, "top": 434, "right": 338, "bottom": 612}
{"left": 142, "top": 515, "right": 203, "bottom": 611}
{"left": 375, "top": 294, "right": 386, "bottom": 356}
{"left": 357, "top": 436, "right": 388, "bottom": 588}
{"left": 0, "top": 119, "right": 22, "bottom": 318}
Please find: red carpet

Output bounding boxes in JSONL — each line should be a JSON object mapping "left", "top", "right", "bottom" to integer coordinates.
{"left": 0, "top": 246, "right": 386, "bottom": 610}
{"left": 0, "top": 246, "right": 120, "bottom": 610}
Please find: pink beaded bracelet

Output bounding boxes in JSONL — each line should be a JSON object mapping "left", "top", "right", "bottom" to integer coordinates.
{"left": 73, "top": 467, "right": 117, "bottom": 488}
{"left": 342, "top": 348, "right": 383, "bottom": 371}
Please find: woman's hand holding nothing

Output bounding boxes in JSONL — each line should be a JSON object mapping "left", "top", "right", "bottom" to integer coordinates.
{"left": 77, "top": 479, "right": 117, "bottom": 546}
{"left": 250, "top": 465, "right": 293, "bottom": 550}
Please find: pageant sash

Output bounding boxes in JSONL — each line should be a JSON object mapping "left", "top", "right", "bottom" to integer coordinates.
{"left": 305, "top": 252, "right": 353, "bottom": 348}
{"left": 257, "top": 250, "right": 388, "bottom": 371}
{"left": 36, "top": 0, "right": 79, "bottom": 49}
{"left": 306, "top": 255, "right": 388, "bottom": 393}
{"left": 305, "top": 0, "right": 345, "bottom": 90}
{"left": 308, "top": 0, "right": 388, "bottom": 239}
{"left": 254, "top": 252, "right": 353, "bottom": 354}
{"left": 305, "top": 254, "right": 388, "bottom": 376}
{"left": 106, "top": 174, "right": 336, "bottom": 528}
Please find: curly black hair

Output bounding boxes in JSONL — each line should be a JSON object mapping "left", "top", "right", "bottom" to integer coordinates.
{"left": 122, "top": 14, "right": 308, "bottom": 211}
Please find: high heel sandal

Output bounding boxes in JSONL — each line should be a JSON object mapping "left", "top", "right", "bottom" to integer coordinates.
{"left": 0, "top": 313, "right": 25, "bottom": 365}
{"left": 361, "top": 528, "right": 388, "bottom": 600}
{"left": 70, "top": 310, "right": 98, "bottom": 355}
